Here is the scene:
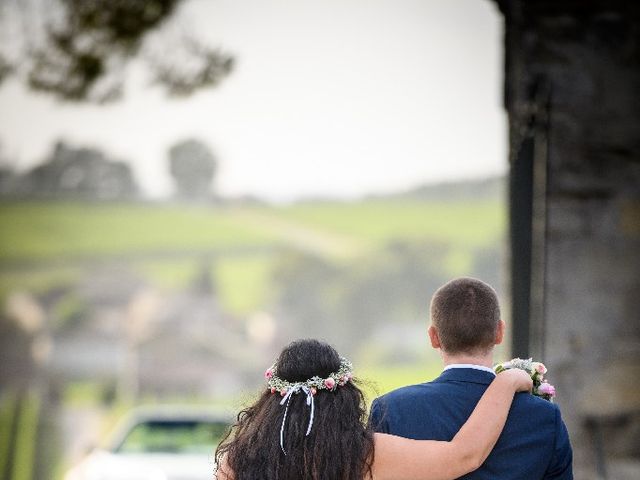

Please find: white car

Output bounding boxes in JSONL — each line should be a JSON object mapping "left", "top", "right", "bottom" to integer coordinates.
{"left": 64, "top": 406, "right": 233, "bottom": 480}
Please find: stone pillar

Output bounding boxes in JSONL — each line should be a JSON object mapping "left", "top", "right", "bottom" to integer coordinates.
{"left": 493, "top": 1, "right": 640, "bottom": 478}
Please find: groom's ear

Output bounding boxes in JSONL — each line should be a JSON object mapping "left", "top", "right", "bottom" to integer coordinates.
{"left": 494, "top": 320, "right": 506, "bottom": 345}
{"left": 428, "top": 325, "right": 441, "bottom": 349}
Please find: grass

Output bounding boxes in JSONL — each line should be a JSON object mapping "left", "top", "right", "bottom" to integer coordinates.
{"left": 63, "top": 382, "right": 109, "bottom": 407}
{"left": 215, "top": 254, "right": 278, "bottom": 316}
{"left": 272, "top": 199, "right": 505, "bottom": 250}
{"left": 12, "top": 392, "right": 41, "bottom": 480}
{"left": 0, "top": 392, "right": 16, "bottom": 478}
{"left": 0, "top": 200, "right": 505, "bottom": 263}
{"left": 359, "top": 362, "right": 443, "bottom": 402}
{"left": 0, "top": 202, "right": 282, "bottom": 263}
{"left": 135, "top": 259, "right": 206, "bottom": 290}
{"left": 0, "top": 199, "right": 505, "bottom": 313}
{"left": 0, "top": 266, "right": 81, "bottom": 304}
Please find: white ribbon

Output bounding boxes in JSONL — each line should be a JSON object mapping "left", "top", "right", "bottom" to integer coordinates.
{"left": 279, "top": 384, "right": 315, "bottom": 455}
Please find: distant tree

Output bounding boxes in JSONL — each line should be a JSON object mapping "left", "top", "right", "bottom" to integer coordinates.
{"left": 168, "top": 139, "right": 217, "bottom": 201}
{"left": 340, "top": 240, "right": 450, "bottom": 336}
{"left": 0, "top": 166, "right": 13, "bottom": 196}
{"left": 20, "top": 140, "right": 139, "bottom": 199}
{"left": 385, "top": 176, "right": 506, "bottom": 202}
{"left": 272, "top": 240, "right": 452, "bottom": 355}
{"left": 471, "top": 244, "right": 504, "bottom": 295}
{"left": 0, "top": 0, "right": 233, "bottom": 102}
{"left": 272, "top": 252, "right": 343, "bottom": 347}
{"left": 0, "top": 139, "right": 17, "bottom": 196}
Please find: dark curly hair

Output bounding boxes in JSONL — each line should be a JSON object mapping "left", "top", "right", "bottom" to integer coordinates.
{"left": 214, "top": 339, "right": 375, "bottom": 480}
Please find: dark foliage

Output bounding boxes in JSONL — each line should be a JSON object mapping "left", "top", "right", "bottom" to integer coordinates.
{"left": 168, "top": 139, "right": 217, "bottom": 201}
{"left": 0, "top": 0, "right": 233, "bottom": 101}
{"left": 272, "top": 241, "right": 452, "bottom": 354}
{"left": 9, "top": 140, "right": 139, "bottom": 199}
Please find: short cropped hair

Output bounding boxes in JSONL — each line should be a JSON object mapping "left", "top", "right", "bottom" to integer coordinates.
{"left": 430, "top": 277, "right": 501, "bottom": 354}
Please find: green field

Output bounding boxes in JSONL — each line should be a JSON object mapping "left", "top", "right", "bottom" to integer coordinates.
{"left": 1, "top": 198, "right": 505, "bottom": 479}
{"left": 275, "top": 200, "right": 504, "bottom": 249}
{"left": 0, "top": 202, "right": 281, "bottom": 262}
{"left": 0, "top": 199, "right": 505, "bottom": 314}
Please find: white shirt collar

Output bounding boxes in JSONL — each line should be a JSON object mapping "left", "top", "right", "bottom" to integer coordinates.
{"left": 443, "top": 363, "right": 496, "bottom": 375}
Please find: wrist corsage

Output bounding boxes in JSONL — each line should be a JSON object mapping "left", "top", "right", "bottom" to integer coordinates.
{"left": 494, "top": 358, "right": 556, "bottom": 401}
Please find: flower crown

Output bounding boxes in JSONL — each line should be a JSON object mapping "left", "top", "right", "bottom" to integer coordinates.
{"left": 265, "top": 356, "right": 354, "bottom": 396}
{"left": 265, "top": 356, "right": 354, "bottom": 454}
{"left": 494, "top": 357, "right": 556, "bottom": 401}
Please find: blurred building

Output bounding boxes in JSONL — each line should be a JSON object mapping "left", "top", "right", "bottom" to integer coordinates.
{"left": 50, "top": 263, "right": 252, "bottom": 401}
{"left": 494, "top": 1, "right": 640, "bottom": 478}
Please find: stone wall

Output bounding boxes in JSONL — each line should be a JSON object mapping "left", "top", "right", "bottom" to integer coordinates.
{"left": 493, "top": 1, "right": 640, "bottom": 478}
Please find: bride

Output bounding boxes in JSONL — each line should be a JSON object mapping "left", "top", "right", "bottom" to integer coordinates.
{"left": 215, "top": 338, "right": 531, "bottom": 480}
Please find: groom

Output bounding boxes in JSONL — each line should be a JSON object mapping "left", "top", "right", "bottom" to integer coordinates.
{"left": 370, "top": 277, "right": 573, "bottom": 479}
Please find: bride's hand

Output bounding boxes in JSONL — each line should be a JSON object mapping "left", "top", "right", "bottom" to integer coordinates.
{"left": 497, "top": 368, "right": 533, "bottom": 392}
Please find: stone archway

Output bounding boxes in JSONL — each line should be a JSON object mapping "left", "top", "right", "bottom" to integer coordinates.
{"left": 493, "top": 1, "right": 640, "bottom": 478}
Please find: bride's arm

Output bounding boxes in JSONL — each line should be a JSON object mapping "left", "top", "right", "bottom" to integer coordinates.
{"left": 371, "top": 368, "right": 532, "bottom": 480}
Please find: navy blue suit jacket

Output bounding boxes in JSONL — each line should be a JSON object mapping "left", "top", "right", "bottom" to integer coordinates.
{"left": 370, "top": 368, "right": 573, "bottom": 479}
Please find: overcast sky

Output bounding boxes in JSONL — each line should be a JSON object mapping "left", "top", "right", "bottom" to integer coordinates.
{"left": 0, "top": 0, "right": 506, "bottom": 202}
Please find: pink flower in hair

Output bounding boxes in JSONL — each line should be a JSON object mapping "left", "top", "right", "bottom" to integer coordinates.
{"left": 534, "top": 362, "right": 547, "bottom": 375}
{"left": 324, "top": 378, "right": 336, "bottom": 390}
{"left": 265, "top": 368, "right": 274, "bottom": 379}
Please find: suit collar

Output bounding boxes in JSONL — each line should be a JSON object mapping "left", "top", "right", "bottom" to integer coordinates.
{"left": 434, "top": 367, "right": 495, "bottom": 385}
{"left": 443, "top": 363, "right": 496, "bottom": 375}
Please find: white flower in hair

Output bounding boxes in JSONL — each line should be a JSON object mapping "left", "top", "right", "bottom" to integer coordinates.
{"left": 264, "top": 356, "right": 354, "bottom": 455}
{"left": 265, "top": 357, "right": 353, "bottom": 395}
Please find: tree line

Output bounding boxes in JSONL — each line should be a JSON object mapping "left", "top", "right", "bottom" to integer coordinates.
{"left": 0, "top": 138, "right": 217, "bottom": 202}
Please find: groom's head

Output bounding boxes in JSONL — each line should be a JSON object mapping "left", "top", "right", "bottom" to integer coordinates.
{"left": 428, "top": 277, "right": 503, "bottom": 356}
